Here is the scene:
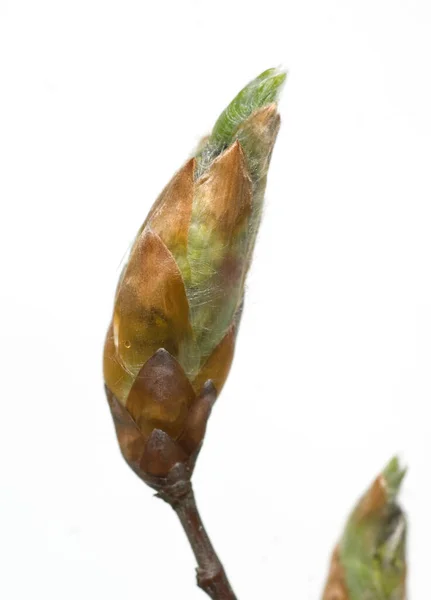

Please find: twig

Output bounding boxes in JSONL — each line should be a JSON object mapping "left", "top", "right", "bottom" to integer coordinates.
{"left": 159, "top": 484, "right": 237, "bottom": 600}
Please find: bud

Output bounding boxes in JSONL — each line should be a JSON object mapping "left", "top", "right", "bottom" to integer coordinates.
{"left": 322, "top": 457, "right": 407, "bottom": 600}
{"left": 103, "top": 69, "right": 285, "bottom": 484}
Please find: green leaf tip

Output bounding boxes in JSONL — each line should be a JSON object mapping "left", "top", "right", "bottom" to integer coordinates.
{"left": 333, "top": 457, "right": 408, "bottom": 600}
{"left": 382, "top": 456, "right": 407, "bottom": 502}
{"left": 209, "top": 67, "right": 287, "bottom": 148}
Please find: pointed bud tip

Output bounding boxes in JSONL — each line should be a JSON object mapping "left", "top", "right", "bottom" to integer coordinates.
{"left": 382, "top": 456, "right": 407, "bottom": 500}
{"left": 254, "top": 67, "right": 287, "bottom": 102}
{"left": 209, "top": 67, "right": 287, "bottom": 149}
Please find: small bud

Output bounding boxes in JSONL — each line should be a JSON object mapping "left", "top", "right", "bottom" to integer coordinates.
{"left": 103, "top": 69, "right": 285, "bottom": 483}
{"left": 323, "top": 457, "right": 408, "bottom": 600}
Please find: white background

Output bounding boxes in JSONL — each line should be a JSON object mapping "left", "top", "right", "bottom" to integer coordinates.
{"left": 1, "top": 1, "right": 430, "bottom": 598}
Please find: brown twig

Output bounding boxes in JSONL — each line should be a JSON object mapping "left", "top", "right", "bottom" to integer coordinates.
{"left": 159, "top": 484, "right": 237, "bottom": 600}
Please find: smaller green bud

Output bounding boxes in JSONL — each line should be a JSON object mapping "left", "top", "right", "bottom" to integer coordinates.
{"left": 323, "top": 457, "right": 408, "bottom": 600}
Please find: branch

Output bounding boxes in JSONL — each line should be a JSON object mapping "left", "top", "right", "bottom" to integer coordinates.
{"left": 159, "top": 484, "right": 237, "bottom": 600}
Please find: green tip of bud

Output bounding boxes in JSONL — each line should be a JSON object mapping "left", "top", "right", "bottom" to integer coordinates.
{"left": 210, "top": 67, "right": 287, "bottom": 148}
{"left": 382, "top": 456, "right": 407, "bottom": 502}
{"left": 335, "top": 457, "right": 408, "bottom": 600}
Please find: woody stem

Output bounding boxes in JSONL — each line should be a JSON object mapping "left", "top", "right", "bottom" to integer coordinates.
{"left": 163, "top": 485, "right": 237, "bottom": 599}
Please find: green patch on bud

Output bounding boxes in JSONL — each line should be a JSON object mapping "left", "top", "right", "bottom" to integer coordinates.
{"left": 179, "top": 70, "right": 285, "bottom": 373}
{"left": 196, "top": 68, "right": 286, "bottom": 176}
{"left": 210, "top": 68, "right": 286, "bottom": 148}
{"left": 382, "top": 457, "right": 407, "bottom": 503}
{"left": 340, "top": 457, "right": 407, "bottom": 600}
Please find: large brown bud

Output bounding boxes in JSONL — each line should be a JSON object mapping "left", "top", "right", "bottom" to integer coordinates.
{"left": 103, "top": 69, "right": 285, "bottom": 484}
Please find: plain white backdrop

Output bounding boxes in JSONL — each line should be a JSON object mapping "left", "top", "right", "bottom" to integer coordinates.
{"left": 1, "top": 1, "right": 430, "bottom": 598}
